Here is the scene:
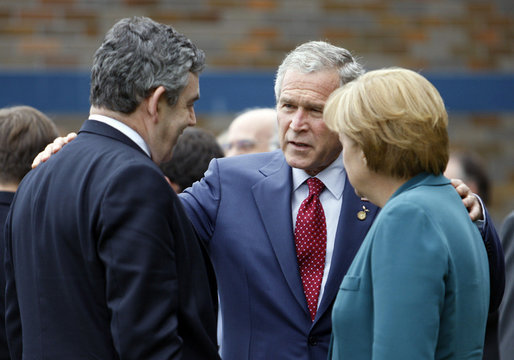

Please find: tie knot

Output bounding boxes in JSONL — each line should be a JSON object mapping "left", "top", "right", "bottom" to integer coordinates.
{"left": 307, "top": 177, "right": 324, "bottom": 197}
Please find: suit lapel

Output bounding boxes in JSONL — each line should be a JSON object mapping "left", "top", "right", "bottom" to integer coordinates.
{"left": 252, "top": 152, "right": 308, "bottom": 314}
{"left": 79, "top": 120, "right": 149, "bottom": 157}
{"left": 315, "top": 174, "right": 379, "bottom": 322}
{"left": 252, "top": 156, "right": 382, "bottom": 321}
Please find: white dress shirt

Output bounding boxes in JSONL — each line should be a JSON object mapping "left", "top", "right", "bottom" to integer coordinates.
{"left": 292, "top": 153, "right": 346, "bottom": 307}
{"left": 88, "top": 114, "right": 151, "bottom": 158}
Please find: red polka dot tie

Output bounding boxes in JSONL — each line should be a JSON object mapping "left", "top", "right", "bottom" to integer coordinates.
{"left": 294, "top": 177, "right": 327, "bottom": 322}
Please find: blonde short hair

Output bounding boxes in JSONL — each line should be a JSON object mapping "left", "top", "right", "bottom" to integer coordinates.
{"left": 324, "top": 67, "right": 449, "bottom": 179}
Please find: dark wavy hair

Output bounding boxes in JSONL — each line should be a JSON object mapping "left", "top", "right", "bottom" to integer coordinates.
{"left": 90, "top": 16, "right": 205, "bottom": 114}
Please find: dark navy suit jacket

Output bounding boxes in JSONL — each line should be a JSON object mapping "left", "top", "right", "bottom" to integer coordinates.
{"left": 180, "top": 150, "right": 504, "bottom": 360}
{"left": 0, "top": 191, "right": 14, "bottom": 360}
{"left": 180, "top": 150, "right": 380, "bottom": 359}
{"left": 4, "top": 120, "right": 219, "bottom": 359}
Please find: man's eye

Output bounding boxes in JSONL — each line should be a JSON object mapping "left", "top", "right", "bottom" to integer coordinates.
{"left": 222, "top": 140, "right": 256, "bottom": 151}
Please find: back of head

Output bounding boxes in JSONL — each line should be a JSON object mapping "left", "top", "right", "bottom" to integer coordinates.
{"left": 224, "top": 107, "right": 278, "bottom": 156}
{"left": 325, "top": 67, "right": 449, "bottom": 179}
{"left": 90, "top": 16, "right": 205, "bottom": 114}
{"left": 274, "top": 41, "right": 364, "bottom": 102}
{"left": 446, "top": 151, "right": 491, "bottom": 205}
{"left": 160, "top": 127, "right": 224, "bottom": 192}
{"left": 0, "top": 106, "right": 59, "bottom": 186}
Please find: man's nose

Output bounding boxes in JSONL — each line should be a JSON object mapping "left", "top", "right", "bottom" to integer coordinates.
{"left": 289, "top": 109, "right": 308, "bottom": 131}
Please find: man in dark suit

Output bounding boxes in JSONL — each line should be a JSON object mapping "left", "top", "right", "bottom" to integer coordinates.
{"left": 179, "top": 41, "right": 504, "bottom": 359}
{"left": 4, "top": 17, "right": 219, "bottom": 360}
{"left": 0, "top": 106, "right": 59, "bottom": 360}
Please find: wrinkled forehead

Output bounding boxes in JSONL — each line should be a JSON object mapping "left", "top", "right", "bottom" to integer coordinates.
{"left": 279, "top": 69, "right": 340, "bottom": 105}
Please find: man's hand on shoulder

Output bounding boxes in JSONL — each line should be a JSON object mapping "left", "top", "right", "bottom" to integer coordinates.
{"left": 450, "top": 178, "right": 484, "bottom": 222}
{"left": 32, "top": 132, "right": 77, "bottom": 168}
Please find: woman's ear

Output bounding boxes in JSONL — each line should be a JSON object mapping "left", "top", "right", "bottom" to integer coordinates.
{"left": 361, "top": 150, "right": 368, "bottom": 166}
{"left": 147, "top": 86, "right": 167, "bottom": 121}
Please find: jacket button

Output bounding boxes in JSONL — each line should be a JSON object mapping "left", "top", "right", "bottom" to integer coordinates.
{"left": 308, "top": 336, "right": 318, "bottom": 346}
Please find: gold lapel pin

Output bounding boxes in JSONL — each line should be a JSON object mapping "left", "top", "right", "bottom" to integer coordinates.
{"left": 357, "top": 205, "right": 370, "bottom": 221}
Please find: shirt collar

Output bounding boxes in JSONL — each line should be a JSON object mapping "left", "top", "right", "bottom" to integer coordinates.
{"left": 88, "top": 114, "right": 151, "bottom": 158}
{"left": 292, "top": 152, "right": 346, "bottom": 199}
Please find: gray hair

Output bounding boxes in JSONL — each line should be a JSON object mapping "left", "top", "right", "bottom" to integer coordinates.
{"left": 274, "top": 41, "right": 365, "bottom": 102}
{"left": 90, "top": 16, "right": 205, "bottom": 114}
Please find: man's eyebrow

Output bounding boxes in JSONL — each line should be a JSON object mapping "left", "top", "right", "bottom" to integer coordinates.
{"left": 279, "top": 95, "right": 294, "bottom": 103}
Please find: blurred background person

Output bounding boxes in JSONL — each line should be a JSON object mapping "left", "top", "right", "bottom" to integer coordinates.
{"left": 325, "top": 68, "right": 490, "bottom": 359}
{"left": 0, "top": 105, "right": 59, "bottom": 360}
{"left": 161, "top": 127, "right": 224, "bottom": 193}
{"left": 445, "top": 150, "right": 491, "bottom": 206}
{"left": 222, "top": 107, "right": 278, "bottom": 157}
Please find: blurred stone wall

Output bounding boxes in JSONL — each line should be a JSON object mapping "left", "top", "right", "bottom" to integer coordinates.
{"left": 0, "top": 0, "right": 512, "bottom": 223}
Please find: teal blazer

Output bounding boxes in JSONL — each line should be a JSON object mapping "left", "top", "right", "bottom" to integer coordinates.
{"left": 330, "top": 173, "right": 490, "bottom": 359}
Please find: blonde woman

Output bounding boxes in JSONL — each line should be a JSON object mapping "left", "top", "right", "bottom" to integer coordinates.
{"left": 324, "top": 68, "right": 489, "bottom": 359}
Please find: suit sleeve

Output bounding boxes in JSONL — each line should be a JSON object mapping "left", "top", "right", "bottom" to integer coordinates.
{"left": 179, "top": 158, "right": 222, "bottom": 245}
{"left": 98, "top": 164, "right": 181, "bottom": 359}
{"left": 499, "top": 212, "right": 514, "bottom": 358}
{"left": 369, "top": 204, "right": 448, "bottom": 359}
{"left": 478, "top": 204, "right": 505, "bottom": 312}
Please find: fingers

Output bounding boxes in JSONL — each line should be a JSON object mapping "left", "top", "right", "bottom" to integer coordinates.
{"left": 467, "top": 197, "right": 482, "bottom": 222}
{"left": 164, "top": 176, "right": 172, "bottom": 187}
{"left": 31, "top": 133, "right": 76, "bottom": 168}
{"left": 31, "top": 143, "right": 57, "bottom": 168}
{"left": 51, "top": 137, "right": 66, "bottom": 152}
{"left": 64, "top": 132, "right": 77, "bottom": 144}
{"left": 460, "top": 192, "right": 476, "bottom": 215}
{"left": 450, "top": 178, "right": 484, "bottom": 221}
{"left": 450, "top": 178, "right": 468, "bottom": 197}
{"left": 31, "top": 143, "right": 52, "bottom": 168}
{"left": 31, "top": 154, "right": 42, "bottom": 169}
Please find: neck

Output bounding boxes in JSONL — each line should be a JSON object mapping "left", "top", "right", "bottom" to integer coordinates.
{"left": 90, "top": 105, "right": 149, "bottom": 143}
{"left": 0, "top": 183, "right": 18, "bottom": 192}
{"left": 363, "top": 173, "right": 408, "bottom": 208}
{"left": 90, "top": 106, "right": 131, "bottom": 124}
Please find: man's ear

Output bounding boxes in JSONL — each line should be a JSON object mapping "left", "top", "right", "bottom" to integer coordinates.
{"left": 147, "top": 86, "right": 167, "bottom": 122}
{"left": 361, "top": 150, "right": 368, "bottom": 166}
